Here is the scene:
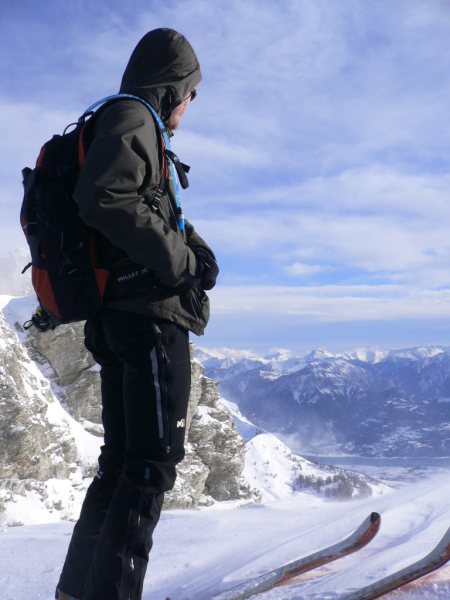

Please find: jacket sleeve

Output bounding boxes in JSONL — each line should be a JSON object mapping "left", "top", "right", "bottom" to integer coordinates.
{"left": 184, "top": 219, "right": 216, "bottom": 258}
{"left": 74, "top": 101, "right": 197, "bottom": 288}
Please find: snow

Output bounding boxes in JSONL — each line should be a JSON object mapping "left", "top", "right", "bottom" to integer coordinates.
{"left": 243, "top": 434, "right": 301, "bottom": 501}
{"left": 1, "top": 299, "right": 449, "bottom": 597}
{"left": 197, "top": 344, "right": 450, "bottom": 375}
{"left": 219, "top": 396, "right": 262, "bottom": 441}
{"left": 0, "top": 294, "right": 14, "bottom": 310}
{"left": 343, "top": 347, "right": 390, "bottom": 364}
{"left": 0, "top": 294, "right": 37, "bottom": 342}
{"left": 0, "top": 477, "right": 89, "bottom": 526}
{"left": 0, "top": 423, "right": 445, "bottom": 598}
{"left": 0, "top": 472, "right": 449, "bottom": 599}
{"left": 196, "top": 346, "right": 268, "bottom": 362}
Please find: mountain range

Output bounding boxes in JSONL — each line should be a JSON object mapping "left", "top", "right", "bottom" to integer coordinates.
{"left": 196, "top": 346, "right": 450, "bottom": 457}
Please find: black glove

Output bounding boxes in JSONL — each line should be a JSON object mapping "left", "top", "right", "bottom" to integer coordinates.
{"left": 194, "top": 246, "right": 219, "bottom": 291}
{"left": 176, "top": 259, "right": 204, "bottom": 294}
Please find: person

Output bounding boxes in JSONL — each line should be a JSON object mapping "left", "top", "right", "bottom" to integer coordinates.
{"left": 56, "top": 28, "right": 218, "bottom": 600}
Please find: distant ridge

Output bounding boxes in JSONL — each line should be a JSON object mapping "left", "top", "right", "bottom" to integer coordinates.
{"left": 198, "top": 345, "right": 450, "bottom": 458}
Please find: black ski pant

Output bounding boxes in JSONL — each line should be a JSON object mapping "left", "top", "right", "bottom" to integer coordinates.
{"left": 57, "top": 309, "right": 191, "bottom": 600}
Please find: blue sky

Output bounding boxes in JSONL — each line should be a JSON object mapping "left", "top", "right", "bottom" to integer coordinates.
{"left": 2, "top": 0, "right": 450, "bottom": 352}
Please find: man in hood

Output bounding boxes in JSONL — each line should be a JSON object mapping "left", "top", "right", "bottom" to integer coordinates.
{"left": 56, "top": 29, "right": 218, "bottom": 600}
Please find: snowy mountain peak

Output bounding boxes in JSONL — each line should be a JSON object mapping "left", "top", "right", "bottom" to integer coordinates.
{"left": 395, "top": 346, "right": 446, "bottom": 360}
{"left": 343, "top": 347, "right": 390, "bottom": 364}
{"left": 195, "top": 347, "right": 264, "bottom": 362}
{"left": 303, "top": 347, "right": 336, "bottom": 362}
{"left": 263, "top": 348, "right": 293, "bottom": 361}
{"left": 204, "top": 343, "right": 450, "bottom": 458}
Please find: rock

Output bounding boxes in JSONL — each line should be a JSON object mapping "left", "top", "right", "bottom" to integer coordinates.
{"left": 164, "top": 445, "right": 211, "bottom": 509}
{"left": 0, "top": 311, "right": 90, "bottom": 525}
{"left": 189, "top": 378, "right": 252, "bottom": 501}
{"left": 0, "top": 312, "right": 78, "bottom": 482}
{"left": 0, "top": 299, "right": 259, "bottom": 521}
{"left": 26, "top": 322, "right": 103, "bottom": 434}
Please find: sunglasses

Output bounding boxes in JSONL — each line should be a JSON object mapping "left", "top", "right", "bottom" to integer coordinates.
{"left": 190, "top": 89, "right": 198, "bottom": 102}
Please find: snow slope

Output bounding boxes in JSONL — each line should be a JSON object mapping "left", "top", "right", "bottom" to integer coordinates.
{"left": 243, "top": 433, "right": 388, "bottom": 503}
{"left": 0, "top": 300, "right": 448, "bottom": 598}
{"left": 0, "top": 469, "right": 449, "bottom": 599}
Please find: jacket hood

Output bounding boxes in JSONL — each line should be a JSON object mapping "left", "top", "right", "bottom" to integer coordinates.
{"left": 119, "top": 28, "right": 201, "bottom": 120}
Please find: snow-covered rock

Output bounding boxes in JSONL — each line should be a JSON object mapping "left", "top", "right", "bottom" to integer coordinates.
{"left": 26, "top": 321, "right": 103, "bottom": 435}
{"left": 0, "top": 296, "right": 258, "bottom": 522}
{"left": 0, "top": 309, "right": 101, "bottom": 525}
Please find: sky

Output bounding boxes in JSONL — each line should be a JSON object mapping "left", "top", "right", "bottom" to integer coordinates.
{"left": 1, "top": 0, "right": 450, "bottom": 352}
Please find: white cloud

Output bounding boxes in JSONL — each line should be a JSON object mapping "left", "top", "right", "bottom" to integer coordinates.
{"left": 284, "top": 263, "right": 326, "bottom": 277}
{"left": 292, "top": 167, "right": 450, "bottom": 219}
{"left": 210, "top": 284, "right": 450, "bottom": 322}
{"left": 0, "top": 100, "right": 78, "bottom": 175}
{"left": 195, "top": 208, "right": 450, "bottom": 276}
{"left": 0, "top": 100, "right": 84, "bottom": 253}
{"left": 175, "top": 130, "right": 271, "bottom": 167}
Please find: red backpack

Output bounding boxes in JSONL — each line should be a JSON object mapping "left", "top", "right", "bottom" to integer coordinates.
{"left": 21, "top": 112, "right": 108, "bottom": 330}
{"left": 21, "top": 94, "right": 189, "bottom": 331}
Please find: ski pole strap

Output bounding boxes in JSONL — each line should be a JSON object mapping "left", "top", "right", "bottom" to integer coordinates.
{"left": 82, "top": 93, "right": 185, "bottom": 231}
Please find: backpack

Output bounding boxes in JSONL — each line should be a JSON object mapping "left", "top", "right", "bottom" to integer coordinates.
{"left": 20, "top": 94, "right": 189, "bottom": 331}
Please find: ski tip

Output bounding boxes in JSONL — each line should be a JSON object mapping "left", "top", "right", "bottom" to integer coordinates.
{"left": 370, "top": 512, "right": 381, "bottom": 524}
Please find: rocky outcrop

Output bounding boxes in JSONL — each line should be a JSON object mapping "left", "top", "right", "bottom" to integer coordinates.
{"left": 0, "top": 313, "right": 78, "bottom": 482}
{"left": 0, "top": 298, "right": 259, "bottom": 522}
{"left": 0, "top": 311, "right": 91, "bottom": 524}
{"left": 26, "top": 322, "right": 103, "bottom": 435}
{"left": 188, "top": 368, "right": 254, "bottom": 502}
{"left": 171, "top": 361, "right": 256, "bottom": 506}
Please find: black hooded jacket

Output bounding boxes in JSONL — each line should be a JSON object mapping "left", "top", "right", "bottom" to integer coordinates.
{"left": 120, "top": 27, "right": 201, "bottom": 119}
{"left": 73, "top": 29, "right": 213, "bottom": 335}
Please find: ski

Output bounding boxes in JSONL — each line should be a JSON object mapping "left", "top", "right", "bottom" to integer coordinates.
{"left": 211, "top": 511, "right": 381, "bottom": 600}
{"left": 344, "top": 525, "right": 450, "bottom": 599}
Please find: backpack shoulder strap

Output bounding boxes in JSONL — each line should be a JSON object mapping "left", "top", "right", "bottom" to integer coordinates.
{"left": 78, "top": 94, "right": 167, "bottom": 203}
{"left": 82, "top": 94, "right": 187, "bottom": 230}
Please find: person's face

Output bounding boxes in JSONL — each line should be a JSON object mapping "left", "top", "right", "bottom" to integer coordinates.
{"left": 166, "top": 88, "right": 197, "bottom": 130}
